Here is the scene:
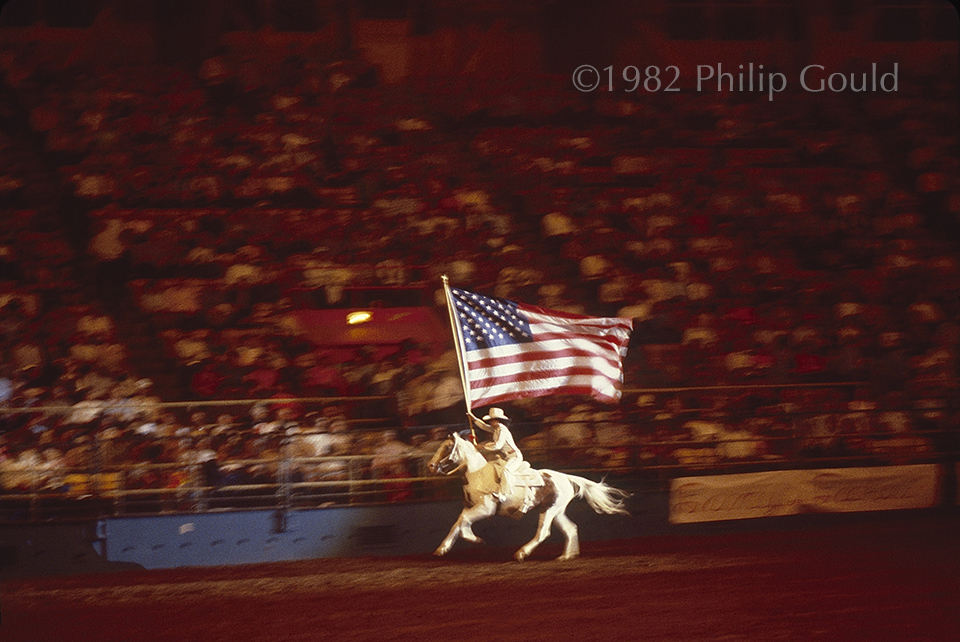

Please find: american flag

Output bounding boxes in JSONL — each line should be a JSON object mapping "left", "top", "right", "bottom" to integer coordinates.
{"left": 445, "top": 286, "right": 633, "bottom": 407}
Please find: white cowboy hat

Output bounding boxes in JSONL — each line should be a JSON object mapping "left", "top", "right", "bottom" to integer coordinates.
{"left": 483, "top": 408, "right": 509, "bottom": 422}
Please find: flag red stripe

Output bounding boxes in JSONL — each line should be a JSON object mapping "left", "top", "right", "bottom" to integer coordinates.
{"left": 469, "top": 365, "right": 610, "bottom": 389}
{"left": 465, "top": 347, "right": 621, "bottom": 371}
{"left": 473, "top": 386, "right": 621, "bottom": 407}
{"left": 531, "top": 331, "right": 630, "bottom": 350}
{"left": 518, "top": 301, "right": 629, "bottom": 324}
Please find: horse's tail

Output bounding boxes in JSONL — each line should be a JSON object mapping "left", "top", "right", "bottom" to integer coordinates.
{"left": 565, "top": 474, "right": 630, "bottom": 516}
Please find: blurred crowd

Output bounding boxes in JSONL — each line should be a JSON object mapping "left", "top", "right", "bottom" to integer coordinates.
{"left": 1, "top": 39, "right": 958, "bottom": 503}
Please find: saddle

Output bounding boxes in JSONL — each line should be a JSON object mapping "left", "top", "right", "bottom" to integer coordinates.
{"left": 490, "top": 460, "right": 544, "bottom": 517}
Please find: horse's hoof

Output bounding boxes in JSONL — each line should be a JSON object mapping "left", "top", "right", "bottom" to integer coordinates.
{"left": 433, "top": 547, "right": 448, "bottom": 557}
{"left": 514, "top": 550, "right": 527, "bottom": 562}
{"left": 557, "top": 553, "right": 579, "bottom": 562}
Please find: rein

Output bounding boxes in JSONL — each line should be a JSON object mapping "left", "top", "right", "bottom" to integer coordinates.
{"left": 437, "top": 439, "right": 467, "bottom": 476}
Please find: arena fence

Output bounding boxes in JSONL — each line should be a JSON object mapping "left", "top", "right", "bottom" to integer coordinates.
{"left": 1, "top": 386, "right": 957, "bottom": 523}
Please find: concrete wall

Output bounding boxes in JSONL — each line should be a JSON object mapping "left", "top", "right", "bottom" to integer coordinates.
{"left": 0, "top": 491, "right": 669, "bottom": 578}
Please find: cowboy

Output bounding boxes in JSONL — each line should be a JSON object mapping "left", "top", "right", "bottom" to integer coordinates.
{"left": 468, "top": 407, "right": 524, "bottom": 503}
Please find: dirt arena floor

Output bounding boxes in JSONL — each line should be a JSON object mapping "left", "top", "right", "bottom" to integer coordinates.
{"left": 2, "top": 513, "right": 958, "bottom": 642}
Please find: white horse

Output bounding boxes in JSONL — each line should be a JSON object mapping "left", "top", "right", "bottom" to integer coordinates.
{"left": 427, "top": 432, "right": 630, "bottom": 561}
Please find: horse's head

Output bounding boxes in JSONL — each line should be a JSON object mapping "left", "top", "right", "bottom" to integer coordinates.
{"left": 427, "top": 433, "right": 467, "bottom": 476}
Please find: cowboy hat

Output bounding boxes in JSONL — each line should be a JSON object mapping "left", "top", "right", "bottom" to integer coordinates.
{"left": 483, "top": 407, "right": 509, "bottom": 423}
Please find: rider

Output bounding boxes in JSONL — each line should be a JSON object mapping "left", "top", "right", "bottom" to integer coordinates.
{"left": 468, "top": 407, "right": 524, "bottom": 503}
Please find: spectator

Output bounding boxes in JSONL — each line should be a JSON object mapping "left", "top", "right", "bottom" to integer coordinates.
{"left": 370, "top": 429, "right": 416, "bottom": 501}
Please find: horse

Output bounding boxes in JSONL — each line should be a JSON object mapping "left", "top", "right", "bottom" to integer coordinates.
{"left": 427, "top": 431, "right": 630, "bottom": 561}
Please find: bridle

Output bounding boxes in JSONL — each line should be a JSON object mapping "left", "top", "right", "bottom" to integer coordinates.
{"left": 429, "top": 437, "right": 466, "bottom": 476}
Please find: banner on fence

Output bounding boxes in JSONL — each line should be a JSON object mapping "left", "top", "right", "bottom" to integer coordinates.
{"left": 669, "top": 464, "right": 941, "bottom": 524}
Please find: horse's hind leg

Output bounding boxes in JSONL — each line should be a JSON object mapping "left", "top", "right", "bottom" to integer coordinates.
{"left": 514, "top": 500, "right": 567, "bottom": 562}
{"left": 553, "top": 511, "right": 579, "bottom": 561}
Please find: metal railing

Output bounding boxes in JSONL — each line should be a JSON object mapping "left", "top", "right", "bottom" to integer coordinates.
{"left": 1, "top": 406, "right": 956, "bottom": 522}
{"left": 0, "top": 447, "right": 455, "bottom": 521}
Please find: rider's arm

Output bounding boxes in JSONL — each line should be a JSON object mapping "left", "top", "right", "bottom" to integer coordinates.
{"left": 467, "top": 412, "right": 494, "bottom": 434}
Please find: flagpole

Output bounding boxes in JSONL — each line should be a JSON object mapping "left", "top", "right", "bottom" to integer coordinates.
{"left": 441, "top": 275, "right": 476, "bottom": 442}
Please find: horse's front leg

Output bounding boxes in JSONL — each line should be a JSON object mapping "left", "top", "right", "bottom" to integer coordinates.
{"left": 434, "top": 513, "right": 465, "bottom": 556}
{"left": 434, "top": 498, "right": 496, "bottom": 556}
